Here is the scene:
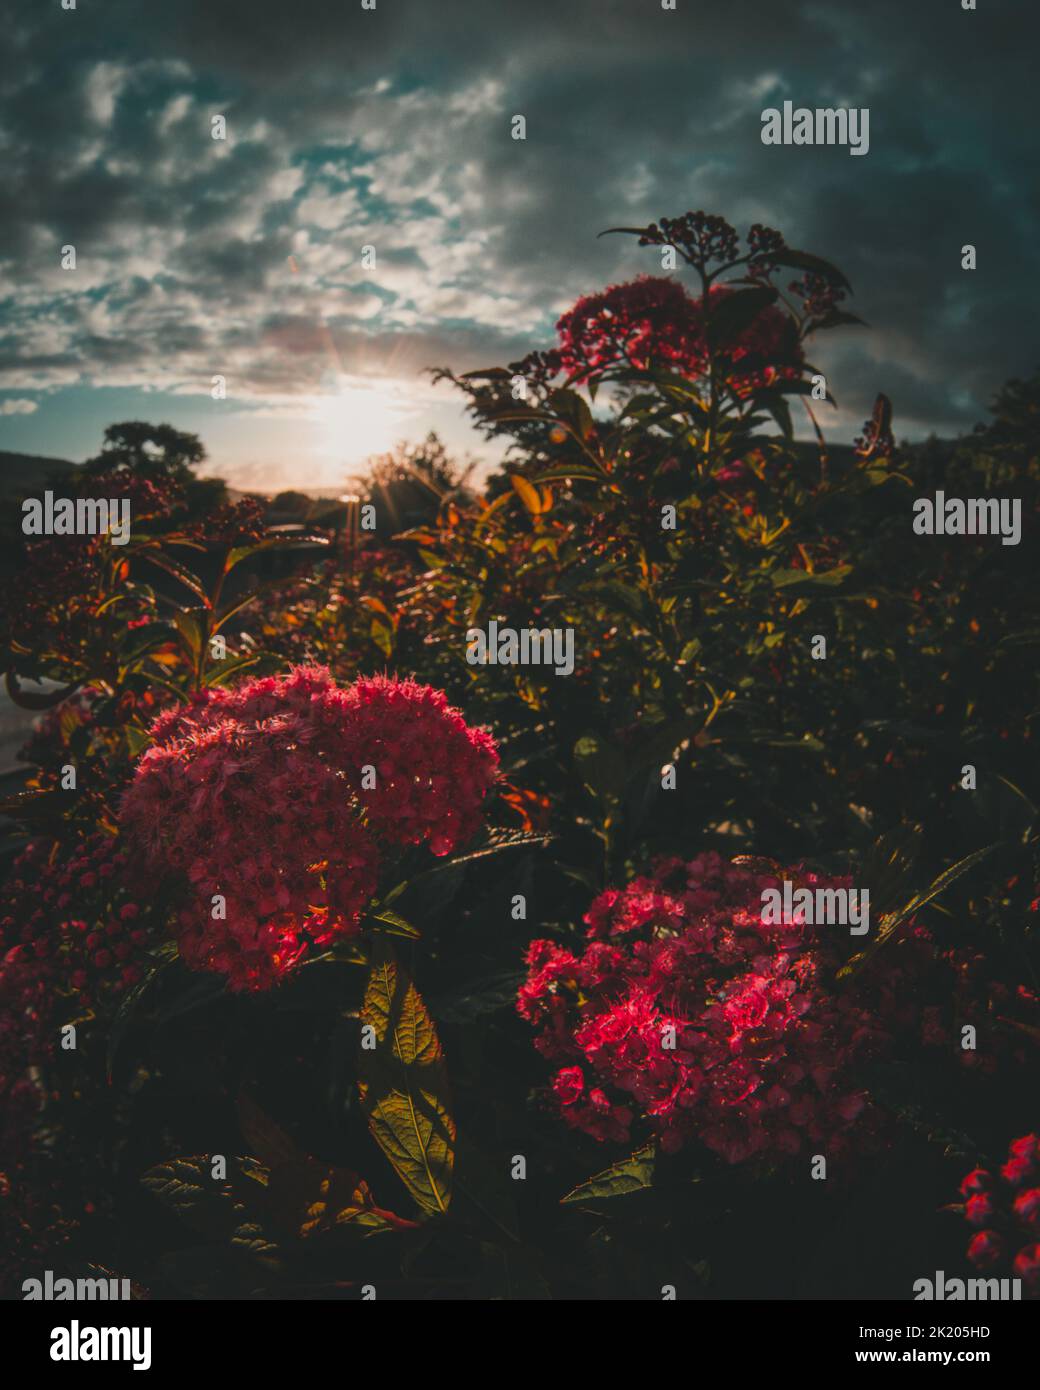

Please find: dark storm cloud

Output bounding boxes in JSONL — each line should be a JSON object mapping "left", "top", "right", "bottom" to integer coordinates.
{"left": 0, "top": 0, "right": 1036, "bottom": 443}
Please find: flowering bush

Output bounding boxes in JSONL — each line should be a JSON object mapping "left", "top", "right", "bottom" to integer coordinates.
{"left": 528, "top": 276, "right": 804, "bottom": 396}
{"left": 0, "top": 213, "right": 1036, "bottom": 1301}
{"left": 0, "top": 835, "right": 141, "bottom": 1295}
{"left": 120, "top": 666, "right": 499, "bottom": 990}
{"left": 0, "top": 834, "right": 147, "bottom": 1011}
{"left": 0, "top": 471, "right": 182, "bottom": 668}
{"left": 520, "top": 852, "right": 1037, "bottom": 1166}
{"left": 959, "top": 1136, "right": 1040, "bottom": 1297}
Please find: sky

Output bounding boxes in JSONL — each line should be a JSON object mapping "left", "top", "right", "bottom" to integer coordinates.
{"left": 0, "top": 0, "right": 1035, "bottom": 493}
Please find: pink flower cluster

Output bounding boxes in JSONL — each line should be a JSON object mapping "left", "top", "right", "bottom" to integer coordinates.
{"left": 960, "top": 1136, "right": 1040, "bottom": 1297}
{"left": 120, "top": 667, "right": 498, "bottom": 991}
{"left": 519, "top": 852, "right": 1035, "bottom": 1167}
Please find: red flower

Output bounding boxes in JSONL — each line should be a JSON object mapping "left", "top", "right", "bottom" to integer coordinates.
{"left": 520, "top": 853, "right": 888, "bottom": 1166}
{"left": 959, "top": 1168, "right": 991, "bottom": 1197}
{"left": 521, "top": 853, "right": 1037, "bottom": 1169}
{"left": 541, "top": 276, "right": 804, "bottom": 396}
{"left": 120, "top": 666, "right": 498, "bottom": 991}
{"left": 965, "top": 1192, "right": 995, "bottom": 1227}
{"left": 1014, "top": 1244, "right": 1040, "bottom": 1295}
{"left": 1002, "top": 1134, "right": 1040, "bottom": 1187}
{"left": 1013, "top": 1189, "right": 1040, "bottom": 1230}
{"left": 967, "top": 1230, "right": 1004, "bottom": 1271}
{"left": 336, "top": 674, "right": 500, "bottom": 857}
{"left": 553, "top": 1067, "right": 585, "bottom": 1106}
{"left": 957, "top": 1138, "right": 1040, "bottom": 1296}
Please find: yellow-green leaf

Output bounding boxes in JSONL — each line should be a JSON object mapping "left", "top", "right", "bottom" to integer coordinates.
{"left": 357, "top": 938, "right": 455, "bottom": 1216}
{"left": 561, "top": 1144, "right": 656, "bottom": 1204}
{"left": 509, "top": 472, "right": 543, "bottom": 515}
{"left": 365, "top": 907, "right": 421, "bottom": 940}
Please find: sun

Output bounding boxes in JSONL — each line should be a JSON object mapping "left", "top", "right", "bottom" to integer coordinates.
{"left": 312, "top": 378, "right": 408, "bottom": 467}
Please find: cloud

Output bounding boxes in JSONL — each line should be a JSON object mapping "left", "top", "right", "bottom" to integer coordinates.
{"left": 0, "top": 398, "right": 39, "bottom": 416}
{"left": 0, "top": 0, "right": 1035, "bottom": 479}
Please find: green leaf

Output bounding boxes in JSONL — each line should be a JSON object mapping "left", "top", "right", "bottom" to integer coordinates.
{"left": 140, "top": 1155, "right": 268, "bottom": 1239}
{"left": 173, "top": 606, "right": 208, "bottom": 661}
{"left": 203, "top": 652, "right": 277, "bottom": 687}
{"left": 892, "top": 844, "right": 998, "bottom": 926}
{"left": 213, "top": 587, "right": 264, "bottom": 632}
{"left": 771, "top": 564, "right": 853, "bottom": 593}
{"left": 224, "top": 531, "right": 330, "bottom": 576}
{"left": 762, "top": 394, "right": 794, "bottom": 439}
{"left": 230, "top": 1222, "right": 282, "bottom": 1266}
{"left": 597, "top": 224, "right": 655, "bottom": 241}
{"left": 814, "top": 308, "right": 867, "bottom": 330}
{"left": 619, "top": 392, "right": 665, "bottom": 420}
{"left": 859, "top": 824, "right": 924, "bottom": 919}
{"left": 839, "top": 844, "right": 998, "bottom": 980}
{"left": 382, "top": 861, "right": 467, "bottom": 917}
{"left": 236, "top": 1094, "right": 417, "bottom": 1240}
{"left": 548, "top": 387, "right": 595, "bottom": 441}
{"left": 509, "top": 472, "right": 544, "bottom": 514}
{"left": 769, "top": 247, "right": 853, "bottom": 292}
{"left": 136, "top": 548, "right": 211, "bottom": 606}
{"left": 365, "top": 906, "right": 422, "bottom": 940}
{"left": 429, "top": 970, "right": 525, "bottom": 1025}
{"left": 369, "top": 615, "right": 394, "bottom": 659}
{"left": 532, "top": 464, "right": 606, "bottom": 486}
{"left": 707, "top": 286, "right": 779, "bottom": 347}
{"left": 155, "top": 536, "right": 209, "bottom": 552}
{"left": 357, "top": 938, "right": 455, "bottom": 1216}
{"left": 125, "top": 723, "right": 152, "bottom": 759}
{"left": 382, "top": 831, "right": 550, "bottom": 915}
{"left": 561, "top": 1144, "right": 656, "bottom": 1204}
{"left": 117, "top": 620, "right": 177, "bottom": 662}
{"left": 994, "top": 774, "right": 1037, "bottom": 817}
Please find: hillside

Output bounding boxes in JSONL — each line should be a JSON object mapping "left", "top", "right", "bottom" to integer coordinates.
{"left": 0, "top": 449, "right": 78, "bottom": 496}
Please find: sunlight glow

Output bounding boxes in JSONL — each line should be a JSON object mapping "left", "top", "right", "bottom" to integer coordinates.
{"left": 311, "top": 378, "right": 412, "bottom": 468}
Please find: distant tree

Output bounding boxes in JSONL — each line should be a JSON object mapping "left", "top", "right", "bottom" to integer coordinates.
{"left": 82, "top": 421, "right": 206, "bottom": 483}
{"left": 76, "top": 421, "right": 229, "bottom": 518}
{"left": 979, "top": 369, "right": 1040, "bottom": 457}
{"left": 270, "top": 490, "right": 314, "bottom": 519}
{"left": 356, "top": 432, "right": 475, "bottom": 533}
